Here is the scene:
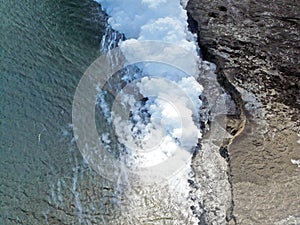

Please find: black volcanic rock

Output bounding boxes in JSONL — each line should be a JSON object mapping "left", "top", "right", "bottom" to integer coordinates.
{"left": 187, "top": 0, "right": 300, "bottom": 224}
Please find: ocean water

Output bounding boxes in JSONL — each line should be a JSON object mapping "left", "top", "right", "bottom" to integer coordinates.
{"left": 0, "top": 0, "right": 115, "bottom": 224}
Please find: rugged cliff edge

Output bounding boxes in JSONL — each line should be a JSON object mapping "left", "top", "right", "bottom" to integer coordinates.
{"left": 187, "top": 0, "right": 300, "bottom": 224}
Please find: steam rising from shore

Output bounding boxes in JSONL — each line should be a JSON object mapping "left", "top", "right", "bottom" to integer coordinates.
{"left": 96, "top": 0, "right": 203, "bottom": 172}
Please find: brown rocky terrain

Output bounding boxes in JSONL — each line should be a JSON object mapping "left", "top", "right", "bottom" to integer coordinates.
{"left": 186, "top": 0, "right": 300, "bottom": 224}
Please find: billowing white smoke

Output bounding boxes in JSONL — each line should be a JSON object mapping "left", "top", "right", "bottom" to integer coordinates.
{"left": 98, "top": 0, "right": 188, "bottom": 39}
{"left": 96, "top": 0, "right": 202, "bottom": 175}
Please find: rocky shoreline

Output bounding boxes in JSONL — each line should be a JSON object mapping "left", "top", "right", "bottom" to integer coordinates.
{"left": 187, "top": 0, "right": 300, "bottom": 224}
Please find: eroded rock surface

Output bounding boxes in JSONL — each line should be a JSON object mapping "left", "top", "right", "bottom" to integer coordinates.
{"left": 187, "top": 0, "right": 300, "bottom": 224}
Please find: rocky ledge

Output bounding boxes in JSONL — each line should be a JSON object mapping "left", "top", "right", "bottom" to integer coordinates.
{"left": 187, "top": 0, "right": 300, "bottom": 224}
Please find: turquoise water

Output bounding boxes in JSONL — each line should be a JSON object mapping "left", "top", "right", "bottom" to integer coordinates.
{"left": 0, "top": 0, "right": 123, "bottom": 224}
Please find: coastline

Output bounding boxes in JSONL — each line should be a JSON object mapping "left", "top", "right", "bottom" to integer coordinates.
{"left": 187, "top": 0, "right": 300, "bottom": 224}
